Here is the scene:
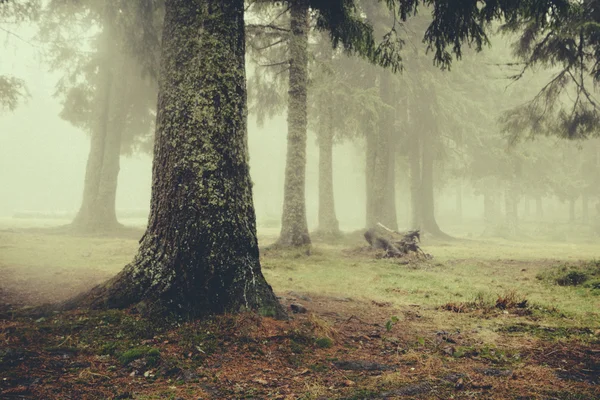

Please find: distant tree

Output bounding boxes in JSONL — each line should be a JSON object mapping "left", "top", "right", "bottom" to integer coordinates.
{"left": 39, "top": 0, "right": 158, "bottom": 233}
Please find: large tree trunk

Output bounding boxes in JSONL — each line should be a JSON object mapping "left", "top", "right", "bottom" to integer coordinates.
{"left": 276, "top": 0, "right": 311, "bottom": 247}
{"left": 65, "top": 0, "right": 285, "bottom": 319}
{"left": 316, "top": 101, "right": 340, "bottom": 236}
{"left": 366, "top": 70, "right": 397, "bottom": 229}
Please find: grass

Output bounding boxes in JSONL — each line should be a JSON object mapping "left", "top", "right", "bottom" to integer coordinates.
{"left": 1, "top": 219, "right": 599, "bottom": 323}
{"left": 1, "top": 218, "right": 599, "bottom": 398}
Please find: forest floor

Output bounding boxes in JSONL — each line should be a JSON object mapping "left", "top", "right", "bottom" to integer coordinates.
{"left": 0, "top": 220, "right": 599, "bottom": 399}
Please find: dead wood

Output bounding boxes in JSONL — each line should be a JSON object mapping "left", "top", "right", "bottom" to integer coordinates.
{"left": 364, "top": 223, "right": 430, "bottom": 259}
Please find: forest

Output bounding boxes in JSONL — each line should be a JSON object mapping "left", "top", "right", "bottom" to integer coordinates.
{"left": 0, "top": 0, "right": 599, "bottom": 399}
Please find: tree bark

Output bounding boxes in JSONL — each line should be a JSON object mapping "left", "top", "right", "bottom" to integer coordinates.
{"left": 316, "top": 101, "right": 340, "bottom": 236}
{"left": 366, "top": 70, "right": 397, "bottom": 229}
{"left": 276, "top": 0, "right": 311, "bottom": 247}
{"left": 419, "top": 129, "right": 450, "bottom": 238}
{"left": 65, "top": 0, "right": 285, "bottom": 319}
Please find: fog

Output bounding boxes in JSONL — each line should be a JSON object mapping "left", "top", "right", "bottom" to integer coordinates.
{"left": 0, "top": 59, "right": 367, "bottom": 230}
{"left": 1, "top": 10, "right": 598, "bottom": 240}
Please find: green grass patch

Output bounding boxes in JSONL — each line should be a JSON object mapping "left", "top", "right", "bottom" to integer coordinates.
{"left": 118, "top": 347, "right": 160, "bottom": 366}
{"left": 314, "top": 337, "right": 333, "bottom": 349}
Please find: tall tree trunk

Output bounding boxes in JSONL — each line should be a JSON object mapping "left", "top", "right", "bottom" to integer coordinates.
{"left": 408, "top": 131, "right": 421, "bottom": 231}
{"left": 366, "top": 70, "right": 397, "bottom": 229}
{"left": 66, "top": 0, "right": 284, "bottom": 319}
{"left": 277, "top": 0, "right": 310, "bottom": 247}
{"left": 316, "top": 103, "right": 340, "bottom": 236}
{"left": 71, "top": 53, "right": 121, "bottom": 233}
{"left": 419, "top": 129, "right": 449, "bottom": 238}
{"left": 365, "top": 131, "right": 377, "bottom": 227}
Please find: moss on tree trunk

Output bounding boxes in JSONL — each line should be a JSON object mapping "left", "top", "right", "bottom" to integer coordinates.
{"left": 277, "top": 0, "right": 311, "bottom": 248}
{"left": 65, "top": 0, "right": 285, "bottom": 319}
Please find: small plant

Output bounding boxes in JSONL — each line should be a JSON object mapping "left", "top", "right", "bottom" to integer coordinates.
{"left": 495, "top": 290, "right": 528, "bottom": 310}
{"left": 385, "top": 316, "right": 399, "bottom": 332}
{"left": 118, "top": 347, "right": 160, "bottom": 366}
{"left": 315, "top": 337, "right": 333, "bottom": 348}
{"left": 556, "top": 271, "right": 588, "bottom": 286}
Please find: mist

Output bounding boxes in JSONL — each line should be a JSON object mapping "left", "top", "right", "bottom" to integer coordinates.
{"left": 1, "top": 2, "right": 599, "bottom": 399}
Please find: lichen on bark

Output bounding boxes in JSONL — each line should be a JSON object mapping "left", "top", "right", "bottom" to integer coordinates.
{"left": 64, "top": 0, "right": 285, "bottom": 319}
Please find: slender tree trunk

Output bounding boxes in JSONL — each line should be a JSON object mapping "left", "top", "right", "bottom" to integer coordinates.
{"left": 317, "top": 103, "right": 340, "bottom": 236}
{"left": 366, "top": 70, "right": 397, "bottom": 229}
{"left": 408, "top": 131, "right": 421, "bottom": 231}
{"left": 582, "top": 193, "right": 589, "bottom": 222}
{"left": 276, "top": 0, "right": 310, "bottom": 247}
{"left": 65, "top": 0, "right": 284, "bottom": 319}
{"left": 419, "top": 129, "right": 450, "bottom": 238}
{"left": 365, "top": 131, "right": 377, "bottom": 227}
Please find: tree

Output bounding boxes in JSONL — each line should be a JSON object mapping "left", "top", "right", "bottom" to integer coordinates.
{"left": 66, "top": 0, "right": 285, "bottom": 318}
{"left": 277, "top": 0, "right": 312, "bottom": 247}
{"left": 39, "top": 0, "right": 158, "bottom": 234}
